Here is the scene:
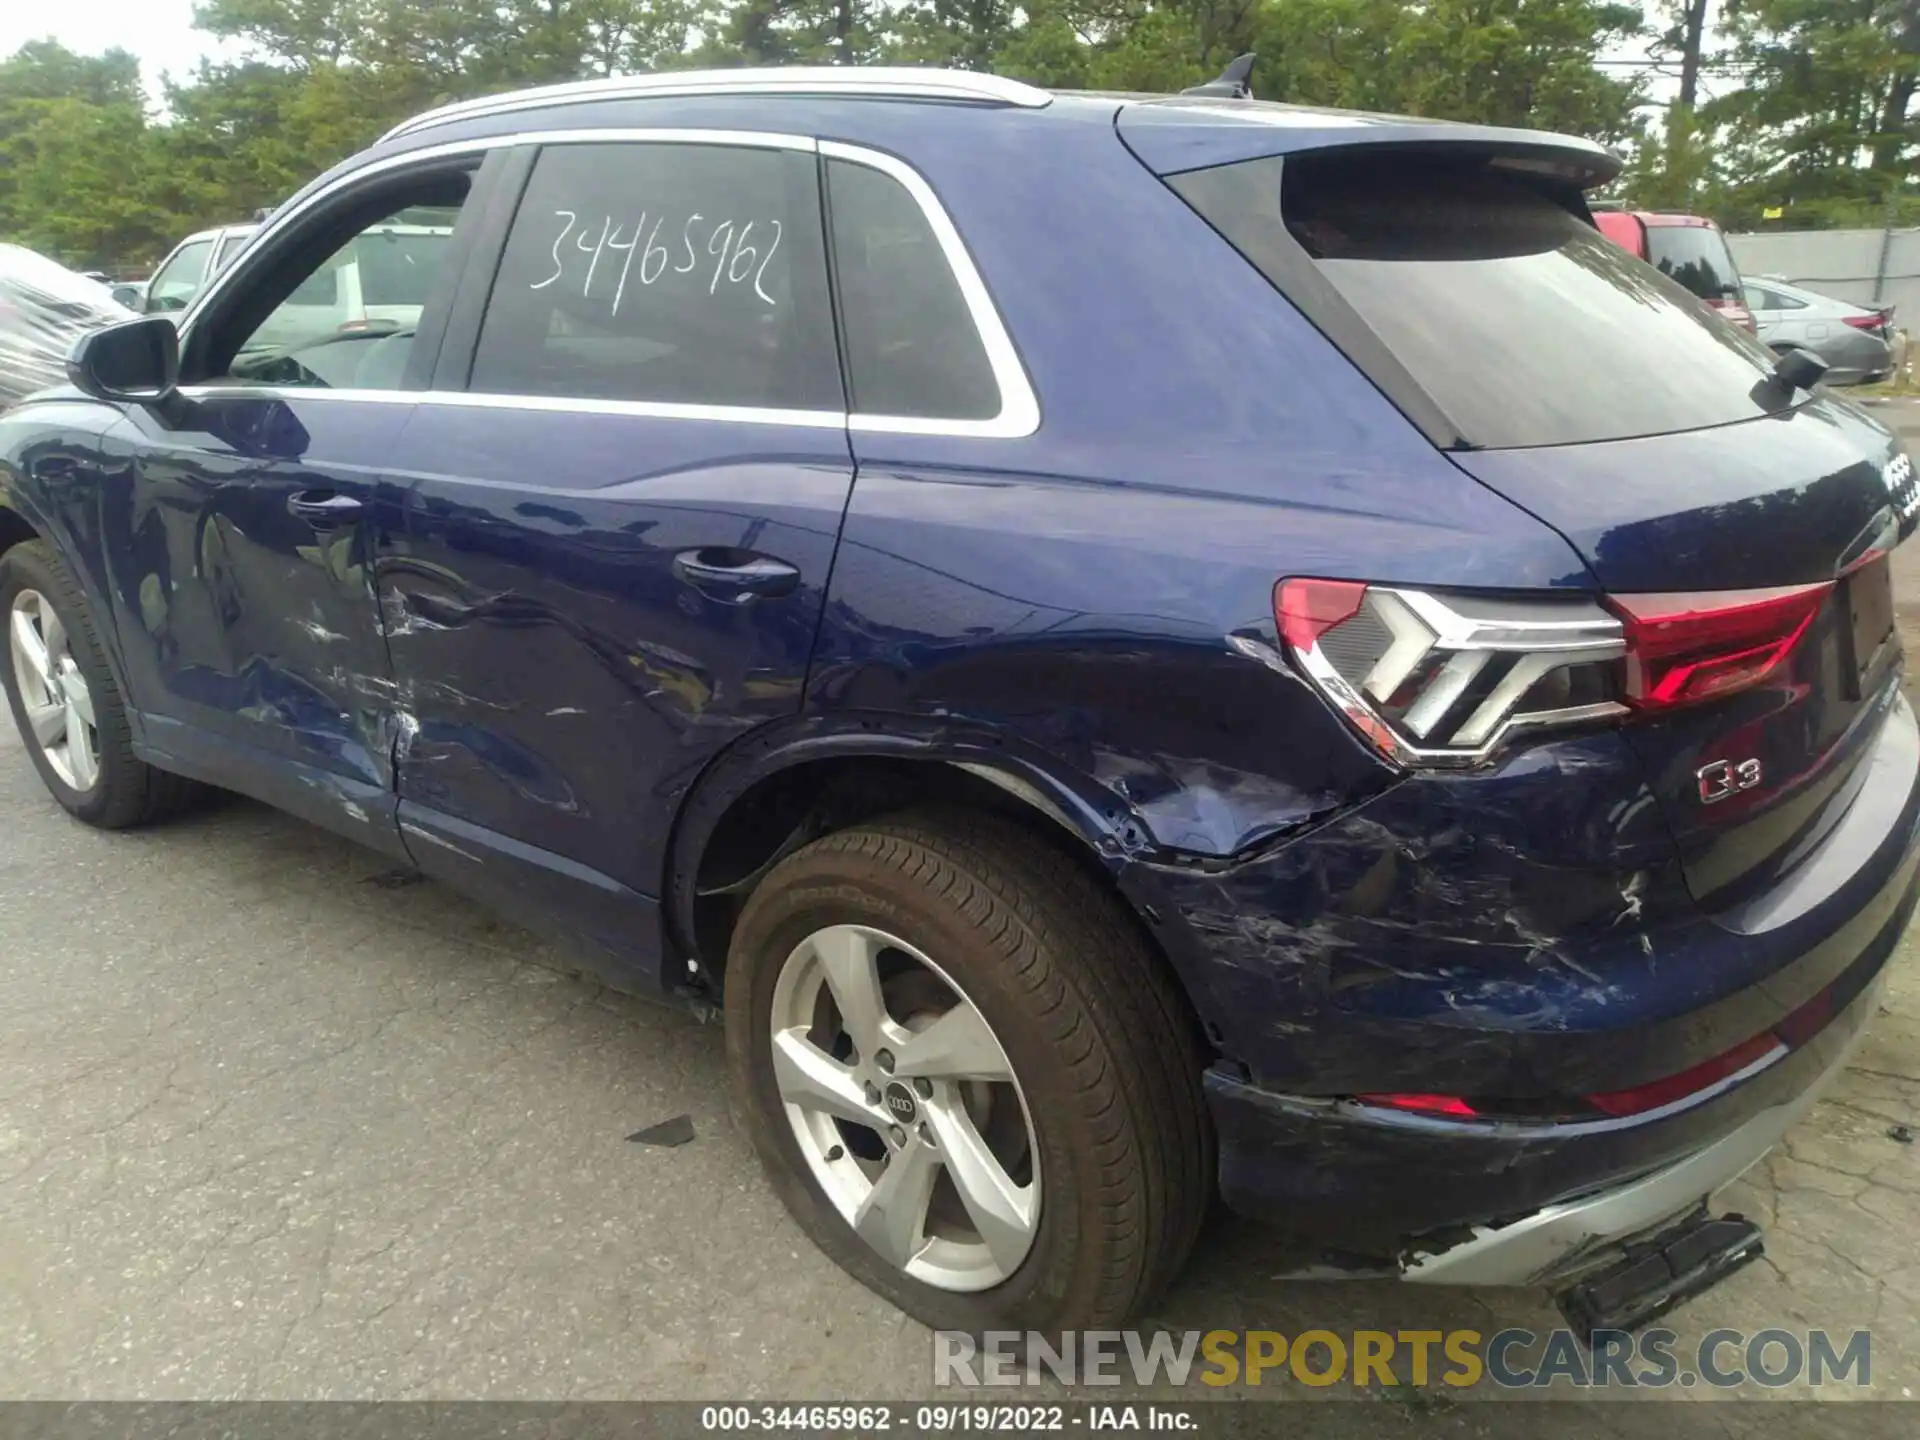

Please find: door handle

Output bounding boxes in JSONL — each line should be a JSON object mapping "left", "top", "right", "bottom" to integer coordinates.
{"left": 673, "top": 548, "right": 801, "bottom": 600}
{"left": 288, "top": 490, "right": 365, "bottom": 527}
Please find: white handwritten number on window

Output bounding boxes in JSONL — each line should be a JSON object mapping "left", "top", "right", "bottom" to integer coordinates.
{"left": 531, "top": 210, "right": 783, "bottom": 309}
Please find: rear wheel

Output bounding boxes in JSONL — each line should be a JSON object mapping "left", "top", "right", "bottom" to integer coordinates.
{"left": 725, "top": 808, "right": 1211, "bottom": 1331}
{"left": 1, "top": 540, "right": 197, "bottom": 827}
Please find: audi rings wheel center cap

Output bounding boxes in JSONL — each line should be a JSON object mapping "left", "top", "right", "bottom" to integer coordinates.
{"left": 881, "top": 1082, "right": 919, "bottom": 1126}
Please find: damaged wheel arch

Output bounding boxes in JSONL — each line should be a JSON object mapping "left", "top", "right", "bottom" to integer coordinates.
{"left": 659, "top": 716, "right": 1205, "bottom": 1001}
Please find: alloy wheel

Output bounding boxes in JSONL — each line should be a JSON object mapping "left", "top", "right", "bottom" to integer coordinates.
{"left": 769, "top": 923, "right": 1041, "bottom": 1292}
{"left": 9, "top": 589, "right": 100, "bottom": 791}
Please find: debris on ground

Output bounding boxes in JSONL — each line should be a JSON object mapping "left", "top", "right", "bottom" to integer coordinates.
{"left": 628, "top": 1114, "right": 696, "bottom": 1147}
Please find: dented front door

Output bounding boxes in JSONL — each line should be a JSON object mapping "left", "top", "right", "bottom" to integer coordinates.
{"left": 99, "top": 390, "right": 412, "bottom": 852}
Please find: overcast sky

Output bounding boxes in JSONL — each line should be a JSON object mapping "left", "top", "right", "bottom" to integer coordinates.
{"left": 0, "top": 2, "right": 239, "bottom": 94}
{"left": 7, "top": 0, "right": 1701, "bottom": 112}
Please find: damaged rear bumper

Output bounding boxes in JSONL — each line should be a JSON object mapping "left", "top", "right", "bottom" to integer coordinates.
{"left": 1203, "top": 939, "right": 1897, "bottom": 1279}
{"left": 1399, "top": 1011, "right": 1870, "bottom": 1286}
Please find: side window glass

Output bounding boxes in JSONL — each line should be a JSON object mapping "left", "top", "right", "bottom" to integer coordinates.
{"left": 471, "top": 142, "right": 840, "bottom": 410}
{"left": 1743, "top": 285, "right": 1771, "bottom": 311}
{"left": 1775, "top": 292, "right": 1809, "bottom": 310}
{"left": 147, "top": 239, "right": 213, "bottom": 312}
{"left": 826, "top": 157, "right": 1000, "bottom": 422}
{"left": 212, "top": 232, "right": 250, "bottom": 274}
{"left": 214, "top": 199, "right": 465, "bottom": 393}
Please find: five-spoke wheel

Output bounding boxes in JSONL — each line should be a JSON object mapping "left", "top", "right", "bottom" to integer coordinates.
{"left": 1, "top": 539, "right": 198, "bottom": 828}
{"left": 770, "top": 922, "right": 1040, "bottom": 1291}
{"left": 9, "top": 587, "right": 100, "bottom": 792}
{"left": 727, "top": 809, "right": 1210, "bottom": 1332}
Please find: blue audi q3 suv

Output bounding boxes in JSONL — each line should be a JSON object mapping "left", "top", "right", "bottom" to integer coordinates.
{"left": 3, "top": 65, "right": 1916, "bottom": 1335}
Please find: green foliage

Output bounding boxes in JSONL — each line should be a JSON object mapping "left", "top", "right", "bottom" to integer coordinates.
{"left": 0, "top": 0, "right": 1914, "bottom": 271}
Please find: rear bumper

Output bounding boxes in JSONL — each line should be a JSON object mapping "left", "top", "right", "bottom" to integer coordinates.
{"left": 1159, "top": 691, "right": 1920, "bottom": 1268}
{"left": 1401, "top": 997, "right": 1873, "bottom": 1285}
{"left": 1202, "top": 923, "right": 1899, "bottom": 1270}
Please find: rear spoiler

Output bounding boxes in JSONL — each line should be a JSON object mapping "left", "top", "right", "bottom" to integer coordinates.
{"left": 1119, "top": 91, "right": 1619, "bottom": 189}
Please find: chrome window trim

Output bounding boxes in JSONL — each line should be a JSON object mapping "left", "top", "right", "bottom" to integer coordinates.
{"left": 380, "top": 68, "right": 1052, "bottom": 144}
{"left": 181, "top": 129, "right": 1038, "bottom": 441}
{"left": 174, "top": 384, "right": 847, "bottom": 431}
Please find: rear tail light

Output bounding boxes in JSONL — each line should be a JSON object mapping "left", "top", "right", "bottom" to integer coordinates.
{"left": 1606, "top": 582, "right": 1830, "bottom": 708}
{"left": 1275, "top": 579, "right": 1627, "bottom": 766}
{"left": 1843, "top": 314, "right": 1881, "bottom": 330}
{"left": 1584, "top": 1032, "right": 1783, "bottom": 1117}
{"left": 1705, "top": 297, "right": 1757, "bottom": 333}
{"left": 1277, "top": 577, "right": 1836, "bottom": 768}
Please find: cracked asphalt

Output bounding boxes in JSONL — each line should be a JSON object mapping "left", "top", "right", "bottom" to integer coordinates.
{"left": 3, "top": 413, "right": 1920, "bottom": 1426}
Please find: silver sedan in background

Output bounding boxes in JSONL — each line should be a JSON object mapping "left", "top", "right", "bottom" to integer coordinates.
{"left": 1744, "top": 275, "right": 1895, "bottom": 385}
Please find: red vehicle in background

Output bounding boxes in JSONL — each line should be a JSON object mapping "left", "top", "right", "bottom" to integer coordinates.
{"left": 1594, "top": 208, "right": 1758, "bottom": 333}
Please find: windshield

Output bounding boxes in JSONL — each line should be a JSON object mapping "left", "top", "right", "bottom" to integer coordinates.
{"left": 1646, "top": 224, "right": 1743, "bottom": 302}
{"left": 1176, "top": 152, "right": 1782, "bottom": 450}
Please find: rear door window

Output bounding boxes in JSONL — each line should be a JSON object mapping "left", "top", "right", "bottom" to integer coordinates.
{"left": 470, "top": 142, "right": 841, "bottom": 411}
{"left": 357, "top": 224, "right": 454, "bottom": 307}
{"left": 1171, "top": 152, "right": 1780, "bottom": 450}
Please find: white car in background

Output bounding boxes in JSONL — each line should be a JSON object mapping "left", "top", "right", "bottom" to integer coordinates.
{"left": 144, "top": 216, "right": 455, "bottom": 385}
{"left": 142, "top": 223, "right": 260, "bottom": 315}
{"left": 1742, "top": 275, "right": 1895, "bottom": 386}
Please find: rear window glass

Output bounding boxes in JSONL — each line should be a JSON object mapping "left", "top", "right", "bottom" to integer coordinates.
{"left": 213, "top": 231, "right": 251, "bottom": 273}
{"left": 356, "top": 227, "right": 453, "bottom": 306}
{"left": 1176, "top": 153, "right": 1781, "bottom": 450}
{"left": 1646, "top": 225, "right": 1742, "bottom": 303}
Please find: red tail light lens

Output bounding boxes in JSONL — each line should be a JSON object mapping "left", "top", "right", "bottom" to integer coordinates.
{"left": 1585, "top": 1032, "right": 1783, "bottom": 1117}
{"left": 1608, "top": 582, "right": 1830, "bottom": 709}
{"left": 1843, "top": 314, "right": 1884, "bottom": 331}
{"left": 1355, "top": 1092, "right": 1480, "bottom": 1119}
{"left": 1705, "top": 298, "right": 1757, "bottom": 333}
{"left": 1275, "top": 578, "right": 1365, "bottom": 651}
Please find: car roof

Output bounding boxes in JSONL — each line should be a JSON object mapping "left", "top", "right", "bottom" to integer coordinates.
{"left": 178, "top": 224, "right": 258, "bottom": 246}
{"left": 373, "top": 66, "right": 1616, "bottom": 186}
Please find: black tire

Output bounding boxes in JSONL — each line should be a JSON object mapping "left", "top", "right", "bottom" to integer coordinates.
{"left": 725, "top": 807, "right": 1212, "bottom": 1332}
{"left": 0, "top": 539, "right": 198, "bottom": 827}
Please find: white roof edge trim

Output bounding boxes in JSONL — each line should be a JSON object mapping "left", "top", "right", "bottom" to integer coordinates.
{"left": 381, "top": 68, "right": 1053, "bottom": 144}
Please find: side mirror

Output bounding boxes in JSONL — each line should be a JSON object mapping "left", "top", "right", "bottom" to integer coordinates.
{"left": 1771, "top": 345, "right": 1829, "bottom": 393}
{"left": 67, "top": 317, "right": 180, "bottom": 404}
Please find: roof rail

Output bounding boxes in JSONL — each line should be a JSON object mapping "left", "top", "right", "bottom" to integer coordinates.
{"left": 381, "top": 67, "right": 1053, "bottom": 144}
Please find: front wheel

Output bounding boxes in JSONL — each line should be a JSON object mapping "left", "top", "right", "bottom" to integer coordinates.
{"left": 725, "top": 808, "right": 1211, "bottom": 1332}
{"left": 1, "top": 540, "right": 197, "bottom": 827}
